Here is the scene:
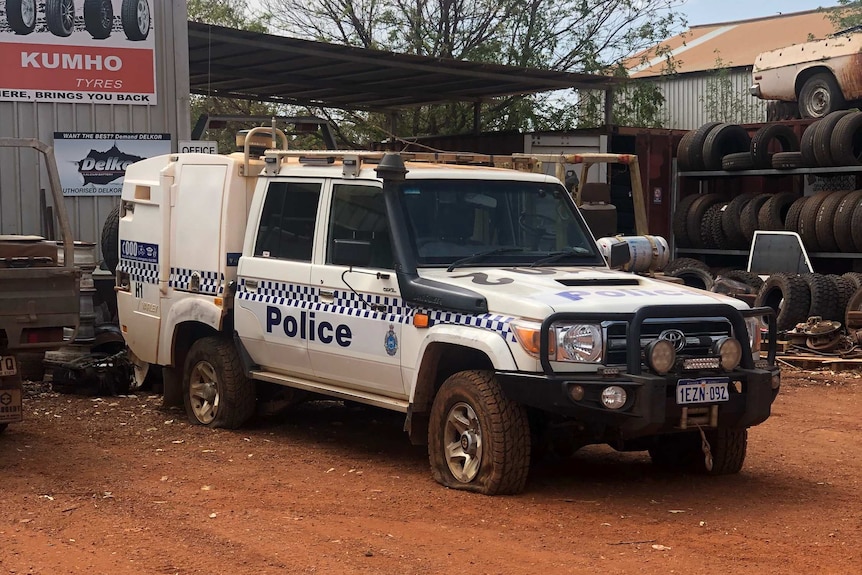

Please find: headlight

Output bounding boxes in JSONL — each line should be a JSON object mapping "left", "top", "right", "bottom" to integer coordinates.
{"left": 554, "top": 323, "right": 603, "bottom": 363}
{"left": 714, "top": 337, "right": 743, "bottom": 371}
{"left": 511, "top": 320, "right": 603, "bottom": 363}
{"left": 745, "top": 317, "right": 761, "bottom": 360}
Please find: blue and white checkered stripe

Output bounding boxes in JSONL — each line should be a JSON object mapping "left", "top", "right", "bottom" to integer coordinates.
{"left": 237, "top": 279, "right": 515, "bottom": 341}
{"left": 118, "top": 258, "right": 159, "bottom": 284}
{"left": 169, "top": 268, "right": 224, "bottom": 295}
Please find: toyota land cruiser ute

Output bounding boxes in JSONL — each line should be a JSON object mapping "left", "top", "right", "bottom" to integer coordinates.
{"left": 114, "top": 132, "right": 779, "bottom": 495}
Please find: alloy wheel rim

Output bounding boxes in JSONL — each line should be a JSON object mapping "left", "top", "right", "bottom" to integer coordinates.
{"left": 443, "top": 402, "right": 483, "bottom": 483}
{"left": 189, "top": 360, "right": 220, "bottom": 424}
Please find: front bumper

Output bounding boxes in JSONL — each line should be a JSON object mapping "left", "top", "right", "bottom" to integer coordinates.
{"left": 498, "top": 303, "right": 779, "bottom": 439}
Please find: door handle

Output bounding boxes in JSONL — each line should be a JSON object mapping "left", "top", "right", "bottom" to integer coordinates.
{"left": 319, "top": 289, "right": 335, "bottom": 298}
{"left": 245, "top": 279, "right": 258, "bottom": 292}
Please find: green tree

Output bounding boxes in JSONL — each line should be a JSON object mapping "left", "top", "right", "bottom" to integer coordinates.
{"left": 258, "top": 0, "right": 685, "bottom": 139}
{"left": 826, "top": 1, "right": 862, "bottom": 29}
{"left": 699, "top": 55, "right": 761, "bottom": 124}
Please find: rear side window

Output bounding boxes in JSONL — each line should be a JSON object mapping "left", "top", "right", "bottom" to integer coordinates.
{"left": 254, "top": 181, "right": 321, "bottom": 261}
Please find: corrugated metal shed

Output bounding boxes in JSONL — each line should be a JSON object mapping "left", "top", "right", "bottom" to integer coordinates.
{"left": 628, "top": 10, "right": 836, "bottom": 78}
{"left": 0, "top": 0, "right": 190, "bottom": 254}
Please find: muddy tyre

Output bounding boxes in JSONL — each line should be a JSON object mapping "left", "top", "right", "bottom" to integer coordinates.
{"left": 183, "top": 337, "right": 255, "bottom": 429}
{"left": 428, "top": 370, "right": 530, "bottom": 495}
{"left": 751, "top": 124, "right": 799, "bottom": 168}
{"left": 101, "top": 204, "right": 120, "bottom": 273}
{"left": 6, "top": 0, "right": 37, "bottom": 34}
{"left": 801, "top": 273, "right": 841, "bottom": 322}
{"left": 755, "top": 273, "right": 811, "bottom": 332}
{"left": 84, "top": 0, "right": 113, "bottom": 39}
{"left": 122, "top": 0, "right": 150, "bottom": 41}
{"left": 46, "top": 0, "right": 75, "bottom": 37}
{"left": 799, "top": 72, "right": 846, "bottom": 120}
{"left": 662, "top": 257, "right": 709, "bottom": 274}
{"left": 758, "top": 191, "right": 799, "bottom": 231}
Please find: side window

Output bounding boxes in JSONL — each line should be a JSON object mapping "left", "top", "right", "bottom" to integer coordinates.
{"left": 327, "top": 184, "right": 393, "bottom": 269}
{"left": 254, "top": 181, "right": 321, "bottom": 261}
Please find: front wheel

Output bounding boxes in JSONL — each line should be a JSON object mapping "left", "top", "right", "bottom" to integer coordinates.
{"left": 428, "top": 370, "right": 530, "bottom": 495}
{"left": 183, "top": 337, "right": 255, "bottom": 429}
{"left": 798, "top": 72, "right": 845, "bottom": 119}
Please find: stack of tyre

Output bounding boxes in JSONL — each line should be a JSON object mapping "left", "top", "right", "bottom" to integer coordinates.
{"left": 754, "top": 272, "right": 862, "bottom": 332}
{"left": 662, "top": 258, "right": 763, "bottom": 293}
{"left": 676, "top": 113, "right": 862, "bottom": 253}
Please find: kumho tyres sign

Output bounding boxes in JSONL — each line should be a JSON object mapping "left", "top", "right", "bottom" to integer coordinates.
{"left": 0, "top": 0, "right": 156, "bottom": 104}
{"left": 54, "top": 132, "right": 169, "bottom": 196}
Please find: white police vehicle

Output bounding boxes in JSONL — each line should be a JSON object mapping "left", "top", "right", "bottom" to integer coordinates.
{"left": 115, "top": 131, "right": 779, "bottom": 495}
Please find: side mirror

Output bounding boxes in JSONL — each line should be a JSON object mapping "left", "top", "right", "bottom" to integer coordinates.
{"left": 608, "top": 240, "right": 631, "bottom": 270}
{"left": 332, "top": 238, "right": 372, "bottom": 267}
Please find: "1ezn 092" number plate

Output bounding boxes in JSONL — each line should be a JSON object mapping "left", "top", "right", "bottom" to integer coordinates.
{"left": 676, "top": 377, "right": 729, "bottom": 405}
{"left": 0, "top": 355, "right": 18, "bottom": 377}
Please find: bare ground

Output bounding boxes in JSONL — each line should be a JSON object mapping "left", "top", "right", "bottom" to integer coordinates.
{"left": 1, "top": 368, "right": 859, "bottom": 575}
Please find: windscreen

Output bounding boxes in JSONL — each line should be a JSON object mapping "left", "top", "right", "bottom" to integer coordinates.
{"left": 399, "top": 179, "right": 603, "bottom": 268}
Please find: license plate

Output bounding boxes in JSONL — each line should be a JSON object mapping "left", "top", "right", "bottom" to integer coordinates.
{"left": 0, "top": 355, "right": 17, "bottom": 377}
{"left": 676, "top": 377, "right": 729, "bottom": 405}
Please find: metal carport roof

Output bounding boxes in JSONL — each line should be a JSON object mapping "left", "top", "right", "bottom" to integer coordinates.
{"left": 187, "top": 22, "right": 620, "bottom": 112}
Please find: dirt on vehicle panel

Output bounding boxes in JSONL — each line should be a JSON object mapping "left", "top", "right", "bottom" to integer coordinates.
{"left": 0, "top": 372, "right": 860, "bottom": 575}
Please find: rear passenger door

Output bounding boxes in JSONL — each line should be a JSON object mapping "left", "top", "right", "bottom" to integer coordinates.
{"left": 235, "top": 180, "right": 322, "bottom": 377}
{"left": 309, "top": 182, "right": 407, "bottom": 398}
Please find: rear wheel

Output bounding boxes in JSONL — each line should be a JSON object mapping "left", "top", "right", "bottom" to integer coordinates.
{"left": 428, "top": 370, "right": 530, "bottom": 495}
{"left": 183, "top": 337, "right": 255, "bottom": 429}
{"left": 799, "top": 72, "right": 845, "bottom": 119}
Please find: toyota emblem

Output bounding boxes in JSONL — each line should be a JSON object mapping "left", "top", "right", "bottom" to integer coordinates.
{"left": 658, "top": 329, "right": 686, "bottom": 351}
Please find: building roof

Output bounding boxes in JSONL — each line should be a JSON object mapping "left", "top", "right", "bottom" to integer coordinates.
{"left": 627, "top": 10, "right": 836, "bottom": 78}
{"left": 187, "top": 22, "right": 621, "bottom": 111}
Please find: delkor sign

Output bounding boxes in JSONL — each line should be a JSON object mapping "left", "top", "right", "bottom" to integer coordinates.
{"left": 0, "top": 0, "right": 157, "bottom": 104}
{"left": 54, "top": 132, "right": 170, "bottom": 196}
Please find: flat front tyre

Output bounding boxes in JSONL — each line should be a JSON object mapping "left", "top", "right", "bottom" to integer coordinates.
{"left": 428, "top": 370, "right": 530, "bottom": 495}
{"left": 183, "top": 337, "right": 255, "bottom": 429}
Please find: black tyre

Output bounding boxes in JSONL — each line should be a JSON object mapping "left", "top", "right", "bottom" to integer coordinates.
{"left": 751, "top": 124, "right": 800, "bottom": 168}
{"left": 649, "top": 428, "right": 747, "bottom": 475}
{"left": 842, "top": 272, "right": 862, "bottom": 291}
{"left": 851, "top": 200, "right": 862, "bottom": 252}
{"left": 829, "top": 111, "right": 862, "bottom": 166}
{"left": 815, "top": 190, "right": 852, "bottom": 252}
{"left": 183, "top": 337, "right": 256, "bottom": 429}
{"left": 667, "top": 266, "right": 714, "bottom": 291}
{"left": 797, "top": 190, "right": 833, "bottom": 251}
{"left": 766, "top": 100, "right": 801, "bottom": 122}
{"left": 771, "top": 151, "right": 806, "bottom": 170}
{"left": 46, "top": 0, "right": 75, "bottom": 37}
{"left": 828, "top": 274, "right": 855, "bottom": 316}
{"left": 672, "top": 194, "right": 701, "bottom": 248}
{"left": 662, "top": 257, "right": 710, "bottom": 274}
{"left": 784, "top": 196, "right": 808, "bottom": 233}
{"left": 703, "top": 124, "right": 752, "bottom": 171}
{"left": 833, "top": 190, "right": 862, "bottom": 252}
{"left": 800, "top": 121, "right": 820, "bottom": 167}
{"left": 801, "top": 273, "right": 841, "bottom": 322}
{"left": 706, "top": 203, "right": 732, "bottom": 249}
{"left": 758, "top": 191, "right": 799, "bottom": 231}
{"left": 428, "top": 370, "right": 530, "bottom": 495}
{"left": 814, "top": 110, "right": 853, "bottom": 167}
{"left": 798, "top": 72, "right": 846, "bottom": 119}
{"left": 718, "top": 269, "right": 764, "bottom": 290}
{"left": 676, "top": 130, "right": 696, "bottom": 172}
{"left": 722, "top": 192, "right": 759, "bottom": 249}
{"left": 846, "top": 287, "right": 862, "bottom": 329}
{"left": 122, "top": 0, "right": 151, "bottom": 41}
{"left": 84, "top": 0, "right": 113, "bottom": 39}
{"left": 101, "top": 204, "right": 120, "bottom": 273}
{"left": 5, "top": 0, "right": 37, "bottom": 34}
{"left": 721, "top": 151, "right": 754, "bottom": 171}
{"left": 755, "top": 273, "right": 811, "bottom": 332}
{"left": 687, "top": 193, "right": 724, "bottom": 249}
{"left": 686, "top": 122, "right": 723, "bottom": 171}
{"left": 740, "top": 194, "right": 771, "bottom": 243}
{"left": 0, "top": 423, "right": 7, "bottom": 434}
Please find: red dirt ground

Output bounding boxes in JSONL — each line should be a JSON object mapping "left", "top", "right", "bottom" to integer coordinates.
{"left": 1, "top": 368, "right": 859, "bottom": 575}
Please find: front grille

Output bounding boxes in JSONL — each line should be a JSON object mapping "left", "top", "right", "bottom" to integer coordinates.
{"left": 605, "top": 318, "right": 733, "bottom": 366}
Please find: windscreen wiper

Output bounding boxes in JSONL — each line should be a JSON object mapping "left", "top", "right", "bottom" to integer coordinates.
{"left": 529, "top": 247, "right": 592, "bottom": 267}
{"left": 446, "top": 247, "right": 526, "bottom": 272}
